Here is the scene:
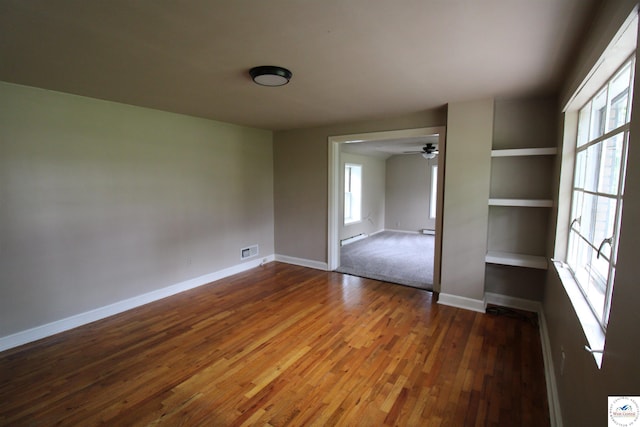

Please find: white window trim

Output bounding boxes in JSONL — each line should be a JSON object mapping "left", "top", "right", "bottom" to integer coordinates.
{"left": 555, "top": 10, "right": 637, "bottom": 368}
{"left": 551, "top": 260, "right": 605, "bottom": 367}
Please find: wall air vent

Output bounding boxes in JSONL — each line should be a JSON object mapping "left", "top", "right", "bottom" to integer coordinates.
{"left": 241, "top": 244, "right": 259, "bottom": 260}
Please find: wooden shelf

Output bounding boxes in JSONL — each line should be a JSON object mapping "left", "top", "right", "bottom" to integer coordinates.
{"left": 485, "top": 251, "right": 548, "bottom": 269}
{"left": 491, "top": 147, "right": 557, "bottom": 157}
{"left": 488, "top": 198, "right": 553, "bottom": 207}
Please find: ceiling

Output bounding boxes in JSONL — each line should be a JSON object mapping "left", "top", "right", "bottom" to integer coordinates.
{"left": 341, "top": 135, "right": 440, "bottom": 159}
{"left": 0, "top": 0, "right": 599, "bottom": 131}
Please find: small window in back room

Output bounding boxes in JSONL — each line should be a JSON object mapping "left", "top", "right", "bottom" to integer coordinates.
{"left": 344, "top": 164, "right": 362, "bottom": 224}
{"left": 430, "top": 165, "right": 438, "bottom": 219}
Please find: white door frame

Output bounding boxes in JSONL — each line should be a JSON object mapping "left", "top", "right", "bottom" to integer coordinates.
{"left": 327, "top": 126, "right": 446, "bottom": 290}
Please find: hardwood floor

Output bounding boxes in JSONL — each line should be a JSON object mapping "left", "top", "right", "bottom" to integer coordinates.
{"left": 0, "top": 262, "right": 549, "bottom": 426}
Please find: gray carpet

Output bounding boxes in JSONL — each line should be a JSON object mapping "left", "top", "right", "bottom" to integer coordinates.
{"left": 336, "top": 231, "right": 434, "bottom": 290}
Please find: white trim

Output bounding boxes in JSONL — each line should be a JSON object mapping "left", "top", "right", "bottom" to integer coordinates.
{"left": 383, "top": 228, "right": 422, "bottom": 234}
{"left": 274, "top": 254, "right": 329, "bottom": 271}
{"left": 484, "top": 292, "right": 541, "bottom": 313}
{"left": 0, "top": 255, "right": 276, "bottom": 353}
{"left": 341, "top": 233, "right": 368, "bottom": 246}
{"left": 437, "top": 293, "right": 486, "bottom": 313}
{"left": 328, "top": 137, "right": 340, "bottom": 270}
{"left": 563, "top": 9, "right": 638, "bottom": 112}
{"left": 551, "top": 261, "right": 605, "bottom": 367}
{"left": 538, "top": 308, "right": 563, "bottom": 427}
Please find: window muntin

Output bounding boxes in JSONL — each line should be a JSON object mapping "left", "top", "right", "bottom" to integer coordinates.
{"left": 567, "top": 56, "right": 634, "bottom": 330}
{"left": 344, "top": 164, "right": 362, "bottom": 224}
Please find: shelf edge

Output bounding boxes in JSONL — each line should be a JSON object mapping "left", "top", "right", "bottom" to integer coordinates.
{"left": 485, "top": 251, "right": 548, "bottom": 270}
{"left": 488, "top": 198, "right": 554, "bottom": 207}
{"left": 491, "top": 147, "right": 558, "bottom": 157}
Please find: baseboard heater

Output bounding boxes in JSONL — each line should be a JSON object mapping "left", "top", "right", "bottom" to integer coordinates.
{"left": 420, "top": 229, "right": 435, "bottom": 235}
{"left": 341, "top": 233, "right": 368, "bottom": 246}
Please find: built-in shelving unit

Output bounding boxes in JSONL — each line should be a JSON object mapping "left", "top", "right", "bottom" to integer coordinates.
{"left": 486, "top": 146, "right": 556, "bottom": 270}
{"left": 485, "top": 97, "right": 558, "bottom": 300}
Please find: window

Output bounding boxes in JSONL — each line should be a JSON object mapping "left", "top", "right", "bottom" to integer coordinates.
{"left": 430, "top": 165, "right": 438, "bottom": 219}
{"left": 567, "top": 57, "right": 635, "bottom": 330}
{"left": 344, "top": 164, "right": 362, "bottom": 224}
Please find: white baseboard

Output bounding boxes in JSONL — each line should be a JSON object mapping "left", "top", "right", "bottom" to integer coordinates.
{"left": 0, "top": 255, "right": 275, "bottom": 353}
{"left": 484, "top": 292, "right": 541, "bottom": 313}
{"left": 340, "top": 233, "right": 368, "bottom": 246}
{"left": 384, "top": 228, "right": 421, "bottom": 234}
{"left": 538, "top": 309, "right": 563, "bottom": 427}
{"left": 274, "top": 254, "right": 328, "bottom": 271}
{"left": 437, "top": 293, "right": 486, "bottom": 313}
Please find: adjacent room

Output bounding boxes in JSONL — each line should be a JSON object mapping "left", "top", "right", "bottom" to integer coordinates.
{"left": 335, "top": 131, "right": 442, "bottom": 290}
{"left": 1, "top": 1, "right": 639, "bottom": 426}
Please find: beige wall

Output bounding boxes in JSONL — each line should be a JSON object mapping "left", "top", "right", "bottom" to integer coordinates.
{"left": 0, "top": 82, "right": 274, "bottom": 337}
{"left": 385, "top": 154, "right": 436, "bottom": 232}
{"left": 273, "top": 109, "right": 446, "bottom": 263}
{"left": 339, "top": 152, "right": 385, "bottom": 240}
{"left": 544, "top": 1, "right": 640, "bottom": 425}
{"left": 439, "top": 99, "right": 494, "bottom": 303}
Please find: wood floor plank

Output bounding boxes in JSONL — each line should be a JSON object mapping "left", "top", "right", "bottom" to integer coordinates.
{"left": 0, "top": 262, "right": 550, "bottom": 426}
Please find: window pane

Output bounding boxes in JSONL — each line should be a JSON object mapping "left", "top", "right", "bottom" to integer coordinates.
{"left": 603, "top": 267, "right": 616, "bottom": 325}
{"left": 579, "top": 192, "right": 596, "bottom": 242}
{"left": 620, "top": 133, "right": 629, "bottom": 196}
{"left": 590, "top": 88, "right": 607, "bottom": 140}
{"left": 570, "top": 190, "right": 584, "bottom": 227}
{"left": 345, "top": 193, "right": 352, "bottom": 219}
{"left": 585, "top": 248, "right": 607, "bottom": 317}
{"left": 575, "top": 150, "right": 587, "bottom": 189}
{"left": 598, "top": 134, "right": 624, "bottom": 195}
{"left": 593, "top": 195, "right": 617, "bottom": 257}
{"left": 344, "top": 164, "right": 362, "bottom": 224}
{"left": 591, "top": 243, "right": 610, "bottom": 284}
{"left": 570, "top": 234, "right": 591, "bottom": 287}
{"left": 567, "top": 229, "right": 586, "bottom": 271}
{"left": 583, "top": 142, "right": 603, "bottom": 193}
{"left": 430, "top": 165, "right": 438, "bottom": 219}
{"left": 577, "top": 104, "right": 591, "bottom": 147}
{"left": 345, "top": 167, "right": 351, "bottom": 192}
{"left": 570, "top": 238, "right": 607, "bottom": 320}
{"left": 607, "top": 63, "right": 631, "bottom": 132}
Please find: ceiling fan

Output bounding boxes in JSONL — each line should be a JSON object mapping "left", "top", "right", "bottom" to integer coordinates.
{"left": 404, "top": 143, "right": 439, "bottom": 159}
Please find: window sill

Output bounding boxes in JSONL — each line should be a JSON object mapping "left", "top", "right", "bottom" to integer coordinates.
{"left": 344, "top": 220, "right": 362, "bottom": 226}
{"left": 551, "top": 260, "right": 605, "bottom": 368}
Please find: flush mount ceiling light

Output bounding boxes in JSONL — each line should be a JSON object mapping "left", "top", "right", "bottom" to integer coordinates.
{"left": 249, "top": 65, "right": 292, "bottom": 87}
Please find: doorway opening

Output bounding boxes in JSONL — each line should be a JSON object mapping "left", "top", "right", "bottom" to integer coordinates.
{"left": 328, "top": 126, "right": 445, "bottom": 292}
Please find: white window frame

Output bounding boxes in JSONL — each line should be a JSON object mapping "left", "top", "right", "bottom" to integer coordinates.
{"left": 566, "top": 56, "right": 634, "bottom": 331}
{"left": 344, "top": 163, "right": 362, "bottom": 225}
{"left": 554, "top": 10, "right": 637, "bottom": 368}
